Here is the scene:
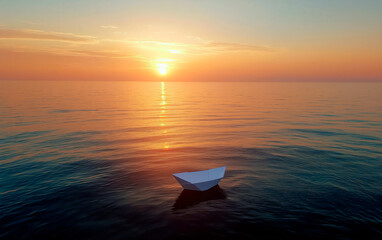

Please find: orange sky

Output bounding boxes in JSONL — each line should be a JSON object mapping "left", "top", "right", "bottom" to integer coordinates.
{"left": 1, "top": 1, "right": 381, "bottom": 81}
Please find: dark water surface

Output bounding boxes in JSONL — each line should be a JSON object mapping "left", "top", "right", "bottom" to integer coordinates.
{"left": 1, "top": 81, "right": 382, "bottom": 239}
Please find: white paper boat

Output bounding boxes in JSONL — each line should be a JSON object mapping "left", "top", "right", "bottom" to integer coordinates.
{"left": 173, "top": 166, "right": 226, "bottom": 191}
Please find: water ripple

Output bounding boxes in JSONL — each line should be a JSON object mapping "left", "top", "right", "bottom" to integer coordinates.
{"left": 1, "top": 82, "right": 381, "bottom": 239}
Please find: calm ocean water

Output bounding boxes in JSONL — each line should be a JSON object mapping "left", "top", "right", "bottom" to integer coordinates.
{"left": 1, "top": 81, "right": 382, "bottom": 239}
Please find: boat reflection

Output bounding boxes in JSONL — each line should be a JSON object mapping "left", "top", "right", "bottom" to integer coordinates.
{"left": 173, "top": 185, "right": 226, "bottom": 210}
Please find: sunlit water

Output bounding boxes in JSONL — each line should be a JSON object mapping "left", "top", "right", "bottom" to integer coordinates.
{"left": 1, "top": 81, "right": 382, "bottom": 239}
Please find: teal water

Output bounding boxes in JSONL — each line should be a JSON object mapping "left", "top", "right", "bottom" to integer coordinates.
{"left": 1, "top": 81, "right": 382, "bottom": 239}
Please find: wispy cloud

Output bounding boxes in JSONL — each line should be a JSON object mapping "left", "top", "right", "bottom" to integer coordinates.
{"left": 0, "top": 28, "right": 96, "bottom": 42}
{"left": 168, "top": 49, "right": 182, "bottom": 54}
{"left": 0, "top": 27, "right": 276, "bottom": 68}
{"left": 130, "top": 39, "right": 276, "bottom": 54}
{"left": 132, "top": 40, "right": 177, "bottom": 46}
{"left": 204, "top": 42, "right": 275, "bottom": 52}
{"left": 72, "top": 50, "right": 132, "bottom": 58}
{"left": 100, "top": 25, "right": 118, "bottom": 29}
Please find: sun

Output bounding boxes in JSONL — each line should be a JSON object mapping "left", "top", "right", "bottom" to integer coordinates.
{"left": 158, "top": 67, "right": 167, "bottom": 75}
{"left": 156, "top": 62, "right": 169, "bottom": 75}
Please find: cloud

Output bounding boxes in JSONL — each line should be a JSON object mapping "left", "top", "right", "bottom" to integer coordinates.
{"left": 168, "top": 49, "right": 182, "bottom": 54}
{"left": 100, "top": 25, "right": 118, "bottom": 29}
{"left": 0, "top": 27, "right": 276, "bottom": 70}
{"left": 132, "top": 40, "right": 177, "bottom": 46}
{"left": 0, "top": 28, "right": 96, "bottom": 42}
{"left": 130, "top": 39, "right": 276, "bottom": 56}
{"left": 72, "top": 50, "right": 132, "bottom": 58}
{"left": 204, "top": 42, "right": 276, "bottom": 52}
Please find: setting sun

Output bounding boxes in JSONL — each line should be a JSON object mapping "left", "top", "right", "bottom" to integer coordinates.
{"left": 157, "top": 63, "right": 168, "bottom": 75}
{"left": 158, "top": 67, "right": 167, "bottom": 75}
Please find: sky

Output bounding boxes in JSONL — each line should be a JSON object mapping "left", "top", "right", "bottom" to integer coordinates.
{"left": 0, "top": 0, "right": 381, "bottom": 82}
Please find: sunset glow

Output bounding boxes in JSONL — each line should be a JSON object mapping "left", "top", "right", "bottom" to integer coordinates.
{"left": 0, "top": 1, "right": 381, "bottom": 82}
{"left": 1, "top": 1, "right": 382, "bottom": 239}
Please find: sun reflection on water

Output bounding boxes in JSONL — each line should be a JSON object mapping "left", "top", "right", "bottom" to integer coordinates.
{"left": 160, "top": 82, "right": 169, "bottom": 150}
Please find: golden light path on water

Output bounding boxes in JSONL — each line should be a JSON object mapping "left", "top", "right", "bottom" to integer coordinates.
{"left": 160, "top": 82, "right": 169, "bottom": 150}
{"left": 1, "top": 80, "right": 382, "bottom": 239}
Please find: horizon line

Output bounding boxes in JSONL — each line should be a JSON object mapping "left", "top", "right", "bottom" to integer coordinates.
{"left": 1, "top": 79, "right": 382, "bottom": 83}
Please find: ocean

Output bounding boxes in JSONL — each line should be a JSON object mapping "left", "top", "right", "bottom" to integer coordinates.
{"left": 1, "top": 81, "right": 381, "bottom": 239}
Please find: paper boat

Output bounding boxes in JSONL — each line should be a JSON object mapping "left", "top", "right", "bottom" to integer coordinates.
{"left": 173, "top": 166, "right": 226, "bottom": 191}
